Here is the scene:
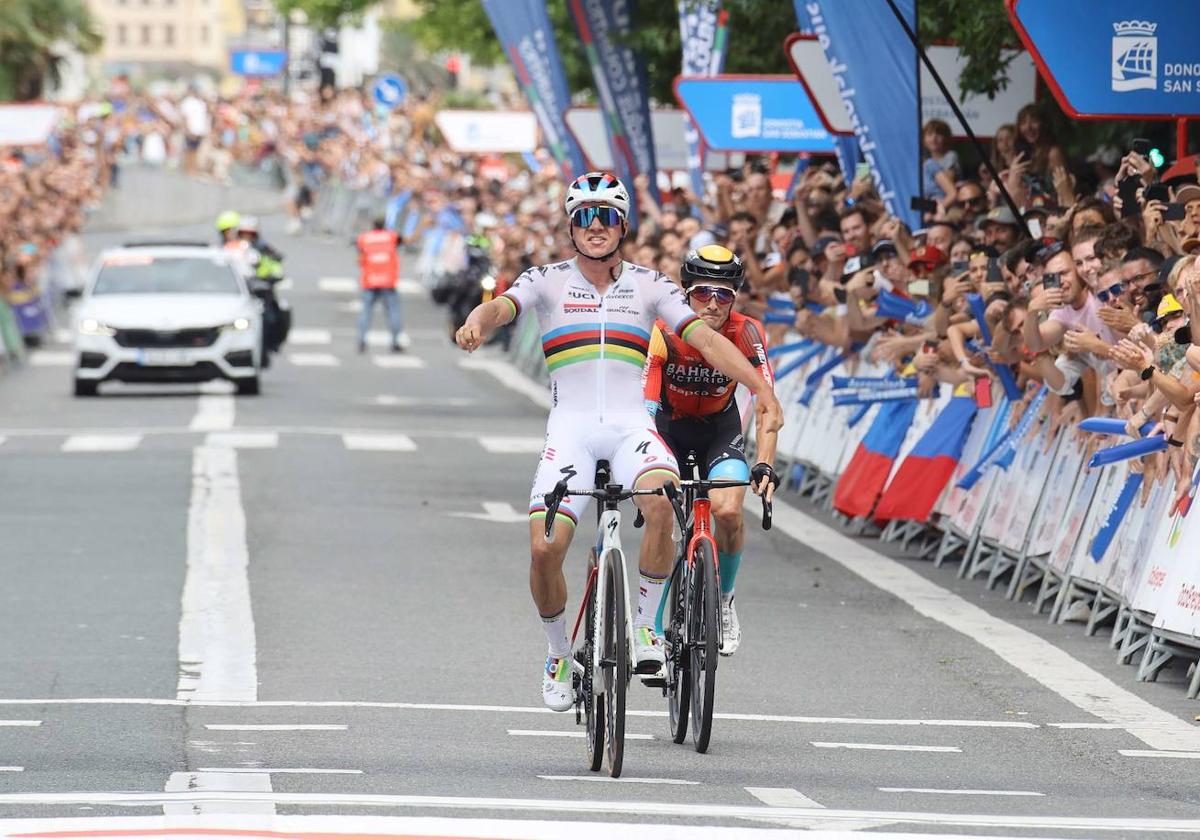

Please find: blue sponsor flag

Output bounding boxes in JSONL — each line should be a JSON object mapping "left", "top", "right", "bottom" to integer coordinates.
{"left": 678, "top": 1, "right": 722, "bottom": 200}
{"left": 792, "top": 5, "right": 860, "bottom": 184}
{"left": 569, "top": 0, "right": 660, "bottom": 228}
{"left": 481, "top": 0, "right": 587, "bottom": 181}
{"left": 793, "top": 0, "right": 921, "bottom": 228}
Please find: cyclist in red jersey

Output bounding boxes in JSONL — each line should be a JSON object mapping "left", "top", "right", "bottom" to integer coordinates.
{"left": 642, "top": 245, "right": 779, "bottom": 656}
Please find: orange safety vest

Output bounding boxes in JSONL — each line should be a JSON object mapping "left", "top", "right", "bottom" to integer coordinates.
{"left": 357, "top": 229, "right": 400, "bottom": 290}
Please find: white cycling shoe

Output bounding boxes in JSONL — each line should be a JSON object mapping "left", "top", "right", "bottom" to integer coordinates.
{"left": 634, "top": 626, "right": 666, "bottom": 674}
{"left": 719, "top": 595, "right": 741, "bottom": 657}
{"left": 542, "top": 653, "right": 578, "bottom": 712}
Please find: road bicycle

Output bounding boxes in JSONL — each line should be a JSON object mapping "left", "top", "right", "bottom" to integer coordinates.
{"left": 659, "top": 452, "right": 772, "bottom": 753}
{"left": 542, "top": 460, "right": 668, "bottom": 778}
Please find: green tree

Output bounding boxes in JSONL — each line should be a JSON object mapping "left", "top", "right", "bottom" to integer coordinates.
{"left": 273, "top": 0, "right": 377, "bottom": 30}
{"left": 0, "top": 0, "right": 101, "bottom": 102}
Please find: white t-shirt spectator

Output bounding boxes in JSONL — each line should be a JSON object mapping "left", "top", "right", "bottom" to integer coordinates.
{"left": 180, "top": 95, "right": 210, "bottom": 138}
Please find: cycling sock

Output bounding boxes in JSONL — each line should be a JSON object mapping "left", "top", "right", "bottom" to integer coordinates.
{"left": 635, "top": 570, "right": 668, "bottom": 630}
{"left": 652, "top": 579, "right": 669, "bottom": 636}
{"left": 718, "top": 551, "right": 741, "bottom": 597}
{"left": 539, "top": 608, "right": 571, "bottom": 658}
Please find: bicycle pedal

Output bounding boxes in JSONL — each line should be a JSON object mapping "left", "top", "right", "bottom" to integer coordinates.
{"left": 640, "top": 669, "right": 667, "bottom": 688}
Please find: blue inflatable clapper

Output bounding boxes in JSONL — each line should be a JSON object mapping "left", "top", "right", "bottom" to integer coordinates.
{"left": 1089, "top": 473, "right": 1144, "bottom": 562}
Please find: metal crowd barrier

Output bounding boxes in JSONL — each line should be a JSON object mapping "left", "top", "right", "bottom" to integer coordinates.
{"left": 501, "top": 324, "right": 1200, "bottom": 702}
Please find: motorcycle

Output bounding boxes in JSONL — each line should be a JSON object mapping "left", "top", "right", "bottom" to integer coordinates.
{"left": 432, "top": 241, "right": 510, "bottom": 349}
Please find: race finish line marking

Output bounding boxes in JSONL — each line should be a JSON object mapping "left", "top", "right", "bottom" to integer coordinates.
{"left": 507, "top": 729, "right": 653, "bottom": 740}
{"left": 204, "top": 725, "right": 347, "bottom": 731}
{"left": 811, "top": 742, "right": 961, "bottom": 753}
{"left": 879, "top": 788, "right": 1045, "bottom": 797}
{"left": 538, "top": 776, "right": 698, "bottom": 785}
{"left": 0, "top": 792, "right": 1196, "bottom": 834}
{"left": 197, "top": 768, "right": 363, "bottom": 775}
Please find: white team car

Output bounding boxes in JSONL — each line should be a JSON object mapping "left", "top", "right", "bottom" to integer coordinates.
{"left": 71, "top": 243, "right": 263, "bottom": 396}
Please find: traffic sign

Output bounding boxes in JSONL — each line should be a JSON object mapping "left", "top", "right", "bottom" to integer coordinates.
{"left": 1007, "top": 0, "right": 1200, "bottom": 119}
{"left": 372, "top": 74, "right": 408, "bottom": 110}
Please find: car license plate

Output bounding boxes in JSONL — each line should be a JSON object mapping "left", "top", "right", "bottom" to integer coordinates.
{"left": 139, "top": 349, "right": 191, "bottom": 366}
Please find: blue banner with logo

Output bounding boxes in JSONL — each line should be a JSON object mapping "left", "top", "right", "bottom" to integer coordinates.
{"left": 793, "top": 0, "right": 920, "bottom": 227}
{"left": 481, "top": 0, "right": 586, "bottom": 181}
{"left": 1008, "top": 0, "right": 1200, "bottom": 118}
{"left": 230, "top": 50, "right": 287, "bottom": 77}
{"left": 679, "top": 1, "right": 722, "bottom": 199}
{"left": 568, "top": 0, "right": 659, "bottom": 228}
{"left": 674, "top": 77, "right": 836, "bottom": 154}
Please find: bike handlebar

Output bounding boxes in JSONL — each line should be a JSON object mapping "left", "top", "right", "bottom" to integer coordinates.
{"left": 542, "top": 480, "right": 671, "bottom": 542}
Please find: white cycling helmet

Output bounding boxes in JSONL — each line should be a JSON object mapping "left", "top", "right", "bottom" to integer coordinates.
{"left": 564, "top": 171, "right": 630, "bottom": 220}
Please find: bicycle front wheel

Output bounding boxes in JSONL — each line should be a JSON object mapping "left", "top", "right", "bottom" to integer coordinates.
{"left": 689, "top": 538, "right": 719, "bottom": 753}
{"left": 602, "top": 548, "right": 628, "bottom": 777}
{"left": 583, "top": 551, "right": 604, "bottom": 772}
{"left": 666, "top": 555, "right": 690, "bottom": 744}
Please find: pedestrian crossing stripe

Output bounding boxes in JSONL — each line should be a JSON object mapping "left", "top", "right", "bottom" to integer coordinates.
{"left": 288, "top": 353, "right": 341, "bottom": 367}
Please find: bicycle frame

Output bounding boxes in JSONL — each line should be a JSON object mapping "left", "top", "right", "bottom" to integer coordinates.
{"left": 570, "top": 505, "right": 634, "bottom": 697}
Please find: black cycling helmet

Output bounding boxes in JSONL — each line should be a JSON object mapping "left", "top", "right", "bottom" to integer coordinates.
{"left": 681, "top": 244, "right": 746, "bottom": 291}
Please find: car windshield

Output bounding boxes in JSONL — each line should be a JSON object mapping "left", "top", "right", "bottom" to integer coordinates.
{"left": 92, "top": 256, "right": 241, "bottom": 296}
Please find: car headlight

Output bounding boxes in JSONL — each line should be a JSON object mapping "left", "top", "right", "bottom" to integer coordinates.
{"left": 78, "top": 318, "right": 115, "bottom": 337}
{"left": 480, "top": 275, "right": 497, "bottom": 292}
{"left": 224, "top": 317, "right": 253, "bottom": 331}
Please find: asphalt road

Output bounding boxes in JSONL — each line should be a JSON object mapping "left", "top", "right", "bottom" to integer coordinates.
{"left": 1, "top": 214, "right": 1199, "bottom": 839}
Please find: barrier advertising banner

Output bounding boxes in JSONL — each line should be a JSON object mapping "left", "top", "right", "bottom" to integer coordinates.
{"left": 568, "top": 0, "right": 660, "bottom": 226}
{"left": 678, "top": 0, "right": 723, "bottom": 198}
{"left": 672, "top": 76, "right": 836, "bottom": 154}
{"left": 1008, "top": 0, "right": 1200, "bottom": 119}
{"left": 481, "top": 0, "right": 587, "bottom": 179}
{"left": 792, "top": 0, "right": 921, "bottom": 227}
{"left": 565, "top": 108, "right": 734, "bottom": 172}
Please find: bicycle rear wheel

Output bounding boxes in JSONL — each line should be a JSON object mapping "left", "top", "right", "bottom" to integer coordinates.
{"left": 666, "top": 554, "right": 690, "bottom": 744}
{"left": 602, "top": 548, "right": 628, "bottom": 777}
{"left": 583, "top": 553, "right": 604, "bottom": 772}
{"left": 688, "top": 539, "right": 719, "bottom": 753}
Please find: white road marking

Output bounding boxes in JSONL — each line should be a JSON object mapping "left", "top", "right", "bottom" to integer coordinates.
{"left": 373, "top": 395, "right": 478, "bottom": 407}
{"left": 449, "top": 502, "right": 529, "bottom": 524}
{"left": 398, "top": 279, "right": 425, "bottom": 296}
{"left": 1047, "top": 722, "right": 1128, "bottom": 729}
{"left": 879, "top": 788, "right": 1044, "bottom": 797}
{"left": 177, "top": 446, "right": 256, "bottom": 702}
{"left": 0, "top": 767, "right": 23, "bottom": 771}
{"left": 372, "top": 355, "right": 425, "bottom": 369}
{"left": 61, "top": 434, "right": 142, "bottom": 452}
{"left": 28, "top": 350, "right": 73, "bottom": 366}
{"left": 744, "top": 787, "right": 823, "bottom": 808}
{"left": 811, "top": 742, "right": 961, "bottom": 753}
{"left": 538, "top": 776, "right": 697, "bottom": 785}
{"left": 508, "top": 729, "right": 653, "bottom": 740}
{"left": 459, "top": 356, "right": 552, "bottom": 410}
{"left": 1, "top": 793, "right": 1194, "bottom": 834}
{"left": 763, "top": 497, "right": 1200, "bottom": 753}
{"left": 287, "top": 328, "right": 333, "bottom": 345}
{"left": 0, "top": 721, "right": 40, "bottom": 727}
{"left": 197, "top": 768, "right": 363, "bottom": 774}
{"left": 189, "top": 394, "right": 235, "bottom": 432}
{"left": 318, "top": 277, "right": 358, "bottom": 294}
{"left": 0, "top": 436, "right": 7, "bottom": 448}
{"left": 479, "top": 435, "right": 545, "bottom": 454}
{"left": 204, "top": 724, "right": 347, "bottom": 731}
{"left": 335, "top": 300, "right": 363, "bottom": 313}
{"left": 1119, "top": 749, "right": 1200, "bottom": 759}
{"left": 288, "top": 352, "right": 341, "bottom": 367}
{"left": 164, "top": 771, "right": 272, "bottom": 816}
{"left": 342, "top": 433, "right": 417, "bottom": 452}
{"left": 203, "top": 432, "right": 278, "bottom": 449}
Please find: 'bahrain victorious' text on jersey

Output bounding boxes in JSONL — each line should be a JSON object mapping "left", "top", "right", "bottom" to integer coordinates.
{"left": 499, "top": 259, "right": 702, "bottom": 419}
{"left": 643, "top": 312, "right": 773, "bottom": 419}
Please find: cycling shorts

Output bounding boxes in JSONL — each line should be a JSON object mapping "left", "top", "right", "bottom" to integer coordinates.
{"left": 529, "top": 411, "right": 679, "bottom": 528}
{"left": 654, "top": 401, "right": 746, "bottom": 479}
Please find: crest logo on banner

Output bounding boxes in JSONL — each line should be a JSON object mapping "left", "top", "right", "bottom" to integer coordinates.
{"left": 1111, "top": 20, "right": 1158, "bottom": 92}
{"left": 730, "top": 93, "right": 762, "bottom": 138}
